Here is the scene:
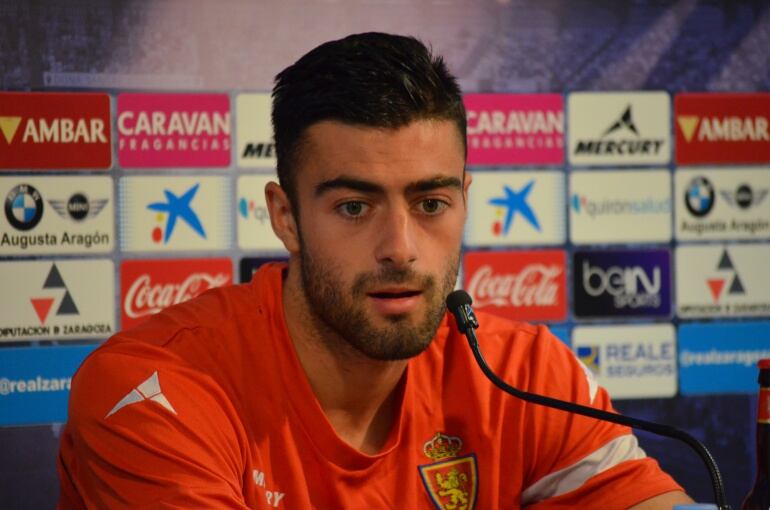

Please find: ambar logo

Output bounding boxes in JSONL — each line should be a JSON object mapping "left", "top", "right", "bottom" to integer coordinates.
{"left": 675, "top": 93, "right": 770, "bottom": 164}
{"left": 0, "top": 92, "right": 112, "bottom": 169}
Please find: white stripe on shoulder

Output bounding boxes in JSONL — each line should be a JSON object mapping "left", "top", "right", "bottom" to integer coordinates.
{"left": 521, "top": 434, "right": 647, "bottom": 505}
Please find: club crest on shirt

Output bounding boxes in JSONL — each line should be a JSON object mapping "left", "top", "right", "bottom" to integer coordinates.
{"left": 418, "top": 432, "right": 478, "bottom": 510}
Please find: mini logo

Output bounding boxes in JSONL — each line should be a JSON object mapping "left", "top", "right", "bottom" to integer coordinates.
{"left": 705, "top": 250, "right": 745, "bottom": 303}
{"left": 418, "top": 433, "right": 478, "bottom": 510}
{"left": 30, "top": 264, "right": 79, "bottom": 325}
{"left": 720, "top": 184, "right": 767, "bottom": 210}
{"left": 489, "top": 181, "right": 540, "bottom": 236}
{"left": 105, "top": 371, "right": 177, "bottom": 418}
{"left": 48, "top": 193, "right": 108, "bottom": 221}
{"left": 463, "top": 250, "right": 567, "bottom": 322}
{"left": 685, "top": 176, "right": 715, "bottom": 217}
{"left": 577, "top": 346, "right": 600, "bottom": 374}
{"left": 120, "top": 258, "right": 232, "bottom": 329}
{"left": 573, "top": 250, "right": 671, "bottom": 318}
{"left": 147, "top": 183, "right": 206, "bottom": 244}
{"left": 5, "top": 184, "right": 43, "bottom": 231}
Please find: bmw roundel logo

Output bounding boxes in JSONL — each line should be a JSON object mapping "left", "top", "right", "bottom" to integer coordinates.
{"left": 4, "top": 183, "right": 44, "bottom": 231}
{"left": 684, "top": 176, "right": 714, "bottom": 217}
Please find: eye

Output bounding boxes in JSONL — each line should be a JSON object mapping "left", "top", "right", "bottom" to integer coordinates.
{"left": 419, "top": 198, "right": 448, "bottom": 215}
{"left": 337, "top": 201, "right": 369, "bottom": 218}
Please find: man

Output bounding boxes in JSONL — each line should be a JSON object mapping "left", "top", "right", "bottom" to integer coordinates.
{"left": 58, "top": 33, "right": 692, "bottom": 508}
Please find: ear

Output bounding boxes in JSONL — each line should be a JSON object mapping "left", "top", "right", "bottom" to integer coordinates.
{"left": 462, "top": 170, "right": 472, "bottom": 216}
{"left": 265, "top": 181, "right": 300, "bottom": 254}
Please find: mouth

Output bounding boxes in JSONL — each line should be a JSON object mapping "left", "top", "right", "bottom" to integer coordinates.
{"left": 366, "top": 288, "right": 424, "bottom": 315}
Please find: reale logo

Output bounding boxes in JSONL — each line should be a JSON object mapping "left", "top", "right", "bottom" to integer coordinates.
{"left": 120, "top": 258, "right": 232, "bottom": 329}
{"left": 463, "top": 250, "right": 567, "bottom": 322}
{"left": 4, "top": 184, "right": 43, "bottom": 231}
{"left": 573, "top": 249, "right": 671, "bottom": 318}
{"left": 0, "top": 92, "right": 112, "bottom": 169}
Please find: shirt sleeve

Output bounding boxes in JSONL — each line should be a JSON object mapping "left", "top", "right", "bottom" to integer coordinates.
{"left": 57, "top": 340, "right": 251, "bottom": 509}
{"left": 516, "top": 325, "right": 683, "bottom": 509}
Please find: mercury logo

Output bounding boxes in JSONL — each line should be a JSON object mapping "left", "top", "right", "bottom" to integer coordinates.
{"left": 574, "top": 105, "right": 664, "bottom": 156}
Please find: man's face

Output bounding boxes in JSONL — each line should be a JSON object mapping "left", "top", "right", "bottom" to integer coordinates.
{"left": 291, "top": 119, "right": 469, "bottom": 361}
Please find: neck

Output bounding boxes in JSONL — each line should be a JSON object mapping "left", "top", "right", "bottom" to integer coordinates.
{"left": 282, "top": 261, "right": 408, "bottom": 454}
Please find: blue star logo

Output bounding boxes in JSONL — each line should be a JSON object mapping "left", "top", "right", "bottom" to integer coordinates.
{"left": 488, "top": 180, "right": 541, "bottom": 235}
{"left": 147, "top": 183, "right": 207, "bottom": 243}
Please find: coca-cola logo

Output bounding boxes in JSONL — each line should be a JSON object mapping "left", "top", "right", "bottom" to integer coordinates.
{"left": 124, "top": 272, "right": 230, "bottom": 319}
{"left": 467, "top": 264, "right": 562, "bottom": 308}
{"left": 462, "top": 250, "right": 567, "bottom": 322}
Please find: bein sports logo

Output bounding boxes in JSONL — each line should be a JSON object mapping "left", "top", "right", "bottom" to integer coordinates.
{"left": 574, "top": 250, "right": 671, "bottom": 318}
{"left": 147, "top": 183, "right": 206, "bottom": 244}
{"left": 488, "top": 181, "right": 540, "bottom": 236}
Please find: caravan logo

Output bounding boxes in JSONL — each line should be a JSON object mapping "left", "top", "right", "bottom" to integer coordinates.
{"left": 464, "top": 94, "right": 563, "bottom": 166}
{"left": 568, "top": 92, "right": 670, "bottom": 166}
{"left": 675, "top": 93, "right": 770, "bottom": 164}
{"left": 0, "top": 92, "right": 111, "bottom": 169}
{"left": 117, "top": 93, "right": 231, "bottom": 168}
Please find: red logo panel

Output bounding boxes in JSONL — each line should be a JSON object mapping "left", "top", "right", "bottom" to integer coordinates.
{"left": 0, "top": 92, "right": 111, "bottom": 170}
{"left": 463, "top": 250, "right": 567, "bottom": 322}
{"left": 120, "top": 258, "right": 233, "bottom": 329}
{"left": 675, "top": 93, "right": 770, "bottom": 165}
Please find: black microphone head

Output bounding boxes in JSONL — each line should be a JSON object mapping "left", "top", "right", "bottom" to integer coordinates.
{"left": 446, "top": 290, "right": 472, "bottom": 313}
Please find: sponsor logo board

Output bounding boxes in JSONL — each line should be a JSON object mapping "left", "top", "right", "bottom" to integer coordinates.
{"left": 120, "top": 258, "right": 233, "bottom": 329}
{"left": 0, "top": 260, "right": 115, "bottom": 341}
{"left": 573, "top": 324, "right": 677, "bottom": 399}
{"left": 568, "top": 92, "right": 670, "bottom": 166}
{"left": 0, "top": 92, "right": 111, "bottom": 169}
{"left": 0, "top": 344, "right": 97, "bottom": 426}
{"left": 464, "top": 94, "right": 564, "bottom": 166}
{"left": 675, "top": 167, "right": 770, "bottom": 241}
{"left": 465, "top": 170, "right": 565, "bottom": 246}
{"left": 237, "top": 174, "right": 287, "bottom": 252}
{"left": 573, "top": 249, "right": 671, "bottom": 319}
{"left": 240, "top": 257, "right": 286, "bottom": 283}
{"left": 570, "top": 169, "right": 672, "bottom": 244}
{"left": 676, "top": 244, "right": 770, "bottom": 318}
{"left": 119, "top": 176, "right": 232, "bottom": 252}
{"left": 236, "top": 94, "right": 275, "bottom": 168}
{"left": 463, "top": 249, "right": 567, "bottom": 322}
{"left": 117, "top": 93, "right": 231, "bottom": 168}
{"left": 0, "top": 176, "right": 113, "bottom": 254}
{"left": 675, "top": 93, "right": 770, "bottom": 165}
{"left": 679, "top": 321, "right": 770, "bottom": 395}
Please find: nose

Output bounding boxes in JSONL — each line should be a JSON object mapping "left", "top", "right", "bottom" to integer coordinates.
{"left": 374, "top": 203, "right": 418, "bottom": 268}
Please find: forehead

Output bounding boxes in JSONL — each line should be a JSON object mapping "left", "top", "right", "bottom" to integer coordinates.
{"left": 294, "top": 119, "right": 465, "bottom": 190}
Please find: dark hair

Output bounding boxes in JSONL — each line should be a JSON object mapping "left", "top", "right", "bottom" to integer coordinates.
{"left": 271, "top": 32, "right": 466, "bottom": 207}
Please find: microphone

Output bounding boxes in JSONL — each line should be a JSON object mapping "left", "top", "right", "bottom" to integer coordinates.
{"left": 445, "top": 290, "right": 729, "bottom": 510}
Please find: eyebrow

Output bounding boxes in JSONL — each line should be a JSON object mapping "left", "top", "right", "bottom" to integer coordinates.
{"left": 314, "top": 175, "right": 462, "bottom": 197}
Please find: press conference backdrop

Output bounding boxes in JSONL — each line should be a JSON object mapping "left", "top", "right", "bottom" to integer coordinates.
{"left": 1, "top": 0, "right": 769, "bottom": 508}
